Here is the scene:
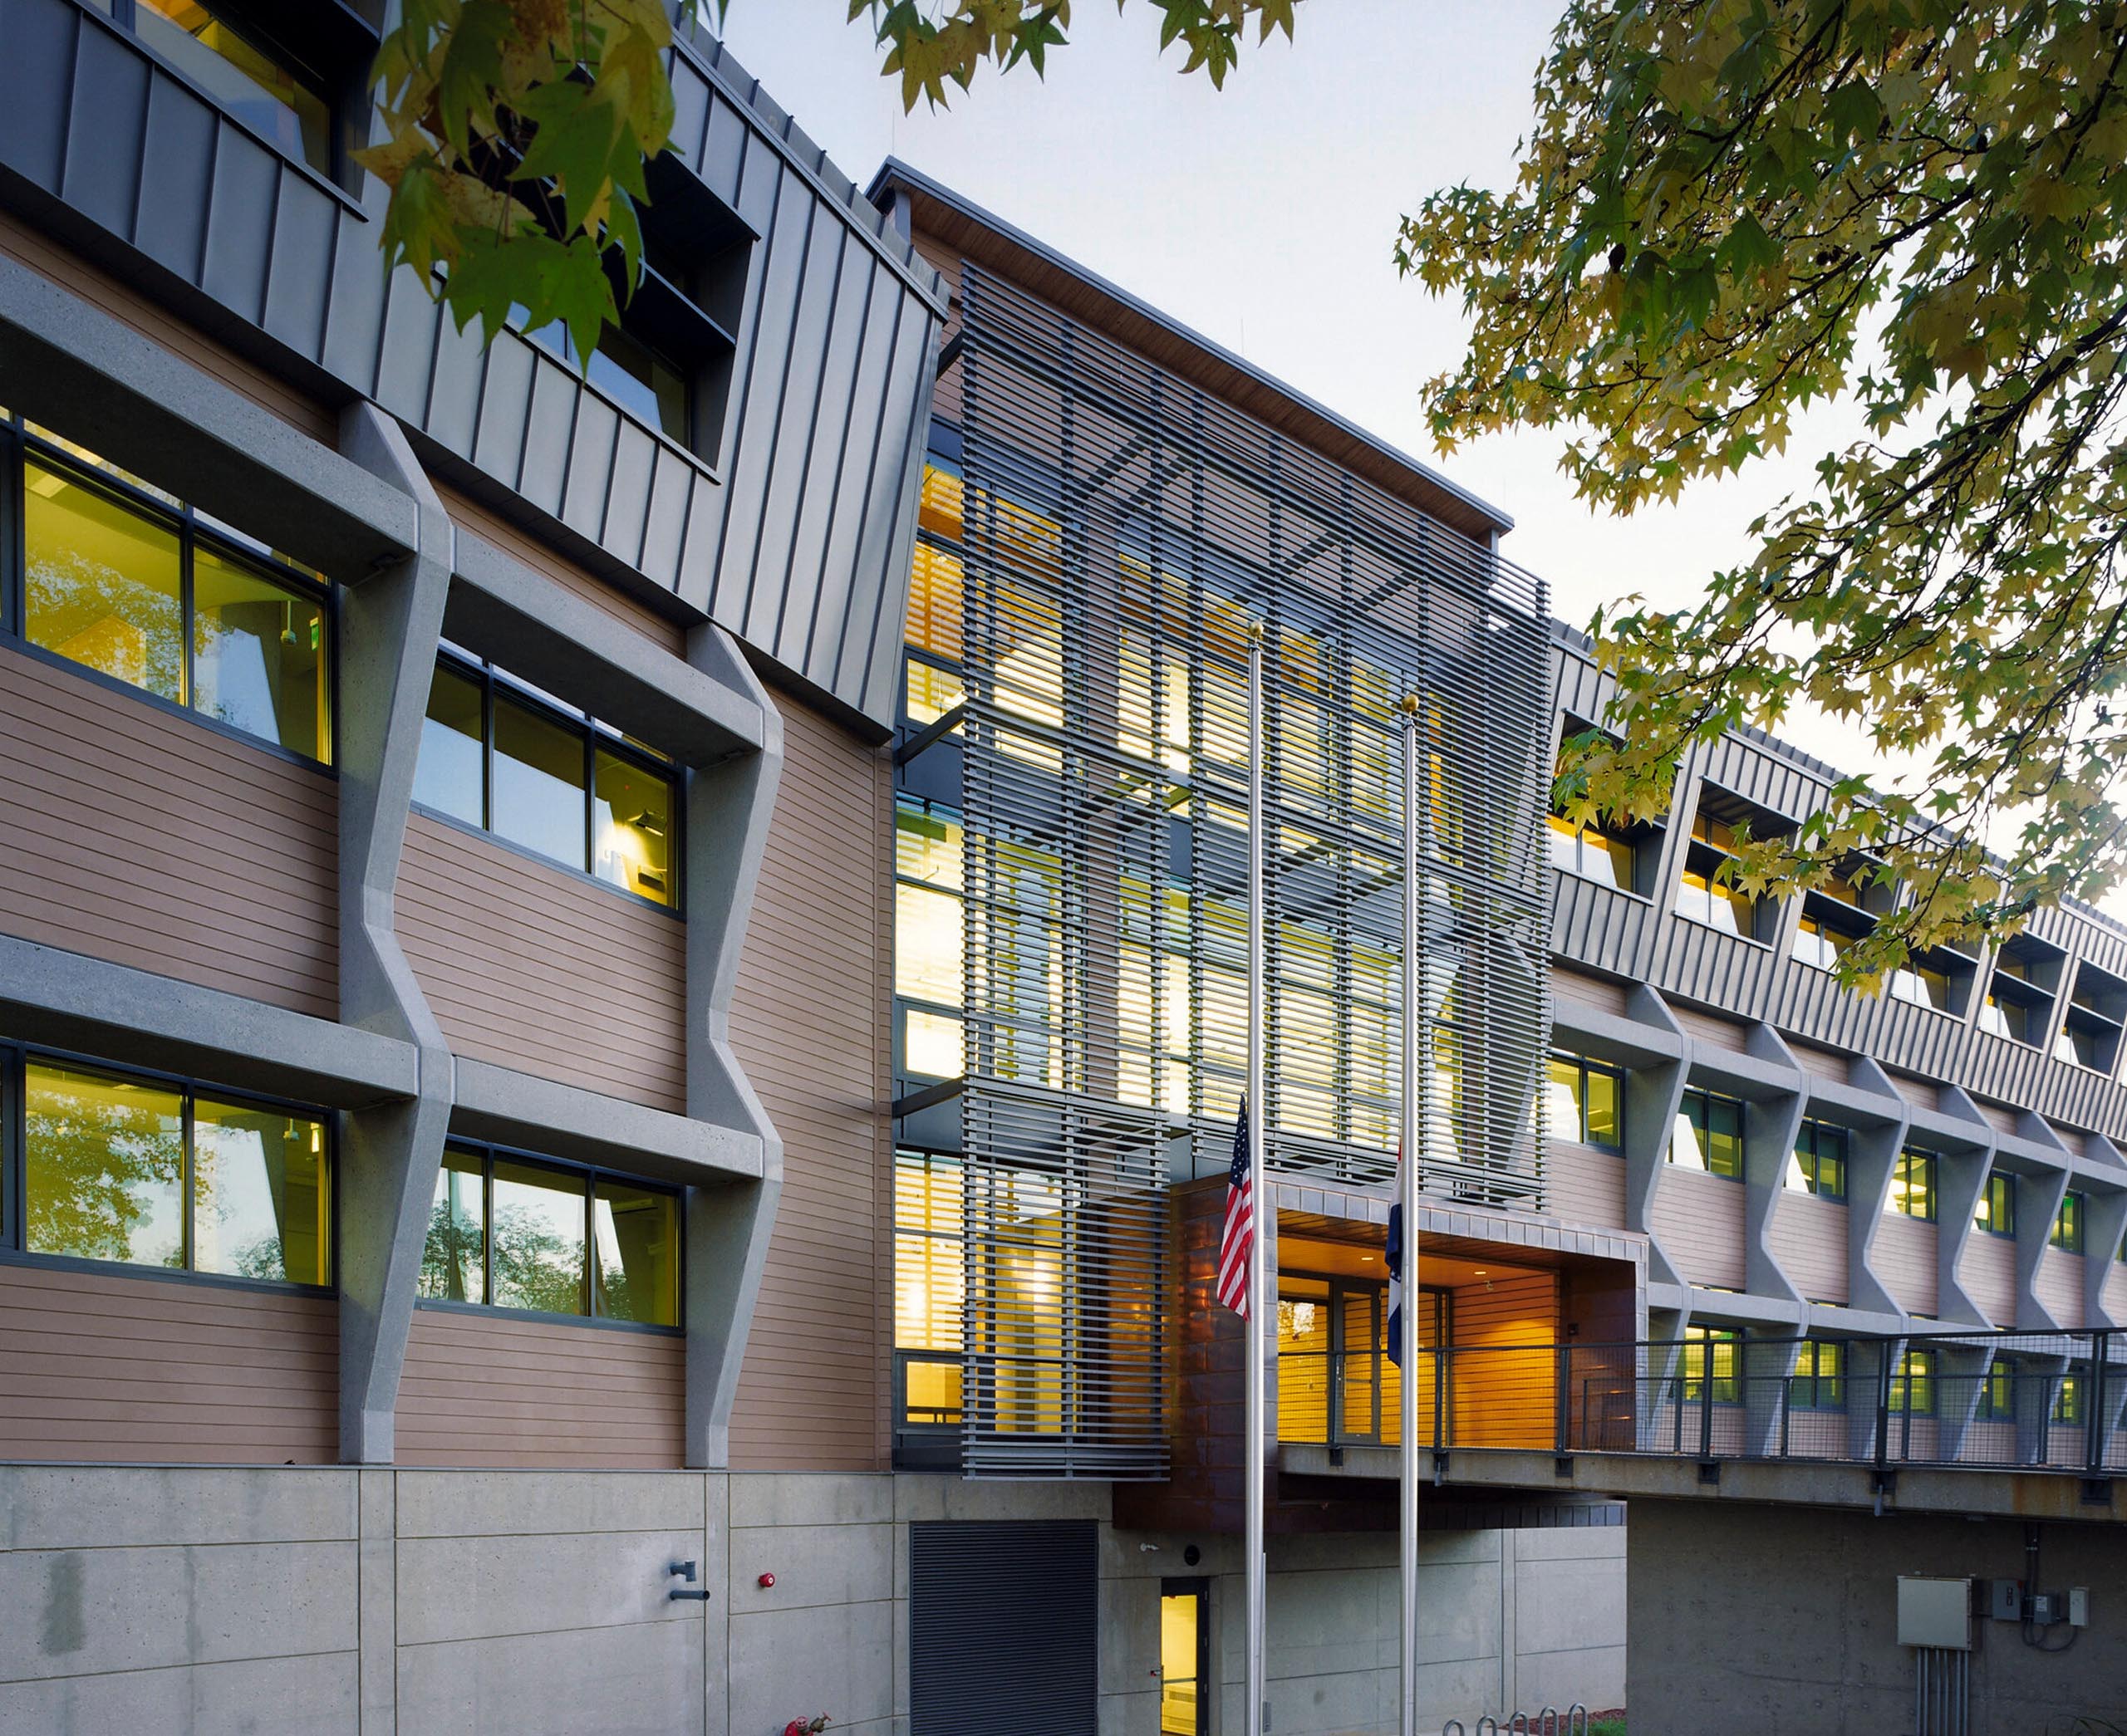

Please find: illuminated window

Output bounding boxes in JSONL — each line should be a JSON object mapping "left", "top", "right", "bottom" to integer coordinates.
{"left": 1975, "top": 1171, "right": 2016, "bottom": 1238}
{"left": 1546, "top": 1051, "right": 1624, "bottom": 1151}
{"left": 2053, "top": 1374, "right": 2086, "bottom": 1425}
{"left": 1160, "top": 1581, "right": 1209, "bottom": 1736}
{"left": 20, "top": 428, "right": 331, "bottom": 762}
{"left": 1546, "top": 813, "right": 1640, "bottom": 891}
{"left": 1889, "top": 1347, "right": 1936, "bottom": 1415}
{"left": 1890, "top": 1149, "right": 1937, "bottom": 1221}
{"left": 416, "top": 1141, "right": 678, "bottom": 1327}
{"left": 118, "top": 1, "right": 336, "bottom": 178}
{"left": 409, "top": 655, "right": 677, "bottom": 907}
{"left": 1888, "top": 959, "right": 1957, "bottom": 1011}
{"left": 2051, "top": 1190, "right": 2085, "bottom": 1254}
{"left": 1787, "top": 1118, "right": 1848, "bottom": 1201}
{"left": 1981, "top": 1361, "right": 2016, "bottom": 1420}
{"left": 1675, "top": 809, "right": 1767, "bottom": 938}
{"left": 1680, "top": 1325, "right": 1740, "bottom": 1404}
{"left": 895, "top": 800, "right": 966, "bottom": 1080}
{"left": 1791, "top": 1340, "right": 1845, "bottom": 1410}
{"left": 1670, "top": 1086, "right": 1745, "bottom": 1179}
{"left": 1791, "top": 914, "right": 1859, "bottom": 973}
{"left": 21, "top": 1054, "right": 329, "bottom": 1285}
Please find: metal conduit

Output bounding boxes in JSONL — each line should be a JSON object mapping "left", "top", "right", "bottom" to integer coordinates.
{"left": 951, "top": 266, "right": 1553, "bottom": 1479}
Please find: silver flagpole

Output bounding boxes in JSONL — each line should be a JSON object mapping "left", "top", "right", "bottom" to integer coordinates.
{"left": 1245, "top": 624, "right": 1268, "bottom": 1736}
{"left": 1398, "top": 694, "right": 1422, "bottom": 1736}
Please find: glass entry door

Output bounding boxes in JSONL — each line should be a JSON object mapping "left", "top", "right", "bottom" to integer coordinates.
{"left": 1160, "top": 1578, "right": 1208, "bottom": 1736}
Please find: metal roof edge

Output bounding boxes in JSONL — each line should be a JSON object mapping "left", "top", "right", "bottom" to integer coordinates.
{"left": 867, "top": 156, "right": 1515, "bottom": 537}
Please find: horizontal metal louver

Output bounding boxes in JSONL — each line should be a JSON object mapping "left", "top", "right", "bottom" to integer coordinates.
{"left": 909, "top": 1520, "right": 1098, "bottom": 1736}
{"left": 952, "top": 264, "right": 1552, "bottom": 1475}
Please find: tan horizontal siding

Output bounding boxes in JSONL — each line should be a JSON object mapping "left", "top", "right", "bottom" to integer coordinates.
{"left": 1544, "top": 1139, "right": 1627, "bottom": 1233}
{"left": 1873, "top": 1211, "right": 1939, "bottom": 1317}
{"left": 439, "top": 485, "right": 685, "bottom": 655}
{"left": 2036, "top": 1248, "right": 2085, "bottom": 1330}
{"left": 0, "top": 1261, "right": 336, "bottom": 1463}
{"left": 1769, "top": 1191, "right": 1848, "bottom": 1305}
{"left": 395, "top": 1307, "right": 685, "bottom": 1468}
{"left": 727, "top": 698, "right": 890, "bottom": 1473}
{"left": 1887, "top": 1073, "right": 1939, "bottom": 1112}
{"left": 1789, "top": 1043, "right": 1849, "bottom": 1086}
{"left": 1651, "top": 1165, "right": 1747, "bottom": 1290}
{"left": 1670, "top": 1005, "right": 1747, "bottom": 1053}
{"left": 0, "top": 643, "right": 336, "bottom": 1014}
{"left": 0, "top": 210, "right": 332, "bottom": 439}
{"left": 1960, "top": 1233, "right": 2019, "bottom": 1327}
{"left": 2105, "top": 1263, "right": 2127, "bottom": 1326}
{"left": 396, "top": 813, "right": 685, "bottom": 1112}
{"left": 1551, "top": 970, "right": 1628, "bottom": 1017}
{"left": 1973, "top": 1100, "right": 2022, "bottom": 1137}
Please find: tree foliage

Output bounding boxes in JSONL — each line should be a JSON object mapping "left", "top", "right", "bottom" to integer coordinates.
{"left": 1400, "top": 0, "right": 2127, "bottom": 981}
{"left": 361, "top": 0, "right": 683, "bottom": 370}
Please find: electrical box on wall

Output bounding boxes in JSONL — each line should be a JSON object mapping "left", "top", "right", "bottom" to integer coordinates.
{"left": 2070, "top": 1587, "right": 2090, "bottom": 1628}
{"left": 1898, "top": 1577, "right": 1975, "bottom": 1650}
{"left": 1988, "top": 1579, "right": 2023, "bottom": 1622}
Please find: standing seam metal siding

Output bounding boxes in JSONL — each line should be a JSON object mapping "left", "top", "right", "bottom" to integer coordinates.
{"left": 0, "top": 643, "right": 337, "bottom": 1016}
{"left": 0, "top": 0, "right": 945, "bottom": 733}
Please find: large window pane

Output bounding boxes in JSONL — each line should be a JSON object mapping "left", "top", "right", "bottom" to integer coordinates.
{"left": 25, "top": 1061, "right": 185, "bottom": 1268}
{"left": 897, "top": 882, "right": 964, "bottom": 1007}
{"left": 190, "top": 1096, "right": 330, "bottom": 1283}
{"left": 593, "top": 1182, "right": 680, "bottom": 1326}
{"left": 135, "top": 1, "right": 334, "bottom": 176}
{"left": 191, "top": 547, "right": 330, "bottom": 760}
{"left": 420, "top": 1150, "right": 487, "bottom": 1303}
{"left": 493, "top": 694, "right": 587, "bottom": 870}
{"left": 24, "top": 461, "right": 184, "bottom": 703}
{"left": 413, "top": 664, "right": 486, "bottom": 826}
{"left": 490, "top": 1160, "right": 587, "bottom": 1315}
{"left": 592, "top": 748, "right": 674, "bottom": 906}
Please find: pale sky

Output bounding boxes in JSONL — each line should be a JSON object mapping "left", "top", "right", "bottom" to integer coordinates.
{"left": 715, "top": 1, "right": 1871, "bottom": 771}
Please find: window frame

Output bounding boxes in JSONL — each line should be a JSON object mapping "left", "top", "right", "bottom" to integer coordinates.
{"left": 1790, "top": 1340, "right": 1846, "bottom": 1411}
{"left": 1976, "top": 1171, "right": 2017, "bottom": 1238}
{"left": 1547, "top": 1049, "right": 1626, "bottom": 1153}
{"left": 2051, "top": 1190, "right": 2085, "bottom": 1255}
{"left": 1, "top": 1041, "right": 336, "bottom": 1296}
{"left": 1890, "top": 1147, "right": 1938, "bottom": 1221}
{"left": 1889, "top": 1347, "right": 1938, "bottom": 1417}
{"left": 1671, "top": 1085, "right": 1746, "bottom": 1179}
{"left": 411, "top": 649, "right": 683, "bottom": 912}
{"left": 1679, "top": 1324, "right": 1742, "bottom": 1405}
{"left": 415, "top": 1136, "right": 684, "bottom": 1333}
{"left": 1788, "top": 1117, "right": 1849, "bottom": 1202}
{"left": 4, "top": 418, "right": 339, "bottom": 768}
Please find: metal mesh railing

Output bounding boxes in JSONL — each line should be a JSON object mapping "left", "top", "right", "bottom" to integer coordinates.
{"left": 1274, "top": 1330, "right": 2127, "bottom": 1474}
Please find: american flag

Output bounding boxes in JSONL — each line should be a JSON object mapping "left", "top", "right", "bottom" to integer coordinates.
{"left": 1217, "top": 1096, "right": 1254, "bottom": 1317}
{"left": 1386, "top": 1145, "right": 1405, "bottom": 1366}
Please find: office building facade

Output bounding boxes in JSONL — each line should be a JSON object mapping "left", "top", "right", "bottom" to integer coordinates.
{"left": 0, "top": 6, "right": 2124, "bottom": 1734}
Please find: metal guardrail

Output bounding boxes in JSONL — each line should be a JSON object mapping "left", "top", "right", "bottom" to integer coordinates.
{"left": 1277, "top": 1330, "right": 2127, "bottom": 1476}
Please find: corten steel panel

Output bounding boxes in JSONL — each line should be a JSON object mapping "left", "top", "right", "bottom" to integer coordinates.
{"left": 1872, "top": 1211, "right": 1938, "bottom": 1317}
{"left": 0, "top": 644, "right": 337, "bottom": 1017}
{"left": 1960, "top": 1232, "right": 2020, "bottom": 1327}
{"left": 0, "top": 1261, "right": 336, "bottom": 1464}
{"left": 1768, "top": 1192, "right": 1849, "bottom": 1306}
{"left": 395, "top": 814, "right": 686, "bottom": 1114}
{"left": 725, "top": 697, "right": 892, "bottom": 1473}
{"left": 0, "top": 0, "right": 946, "bottom": 732}
{"left": 394, "top": 1308, "right": 685, "bottom": 1469}
{"left": 1650, "top": 1166, "right": 1749, "bottom": 1290}
{"left": 2035, "top": 1248, "right": 2085, "bottom": 1330}
{"left": 1545, "top": 1140, "right": 1628, "bottom": 1233}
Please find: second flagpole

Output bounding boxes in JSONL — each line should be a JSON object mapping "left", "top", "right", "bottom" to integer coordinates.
{"left": 1244, "top": 623, "right": 1268, "bottom": 1736}
{"left": 1398, "top": 694, "right": 1423, "bottom": 1736}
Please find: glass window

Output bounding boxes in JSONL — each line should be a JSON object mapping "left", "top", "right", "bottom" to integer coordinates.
{"left": 23, "top": 459, "right": 184, "bottom": 704}
{"left": 420, "top": 1150, "right": 487, "bottom": 1303}
{"left": 2053, "top": 1375, "right": 2085, "bottom": 1425}
{"left": 489, "top": 1160, "right": 588, "bottom": 1317}
{"left": 1982, "top": 1361, "right": 2016, "bottom": 1420}
{"left": 413, "top": 663, "right": 486, "bottom": 826}
{"left": 24, "top": 1059, "right": 185, "bottom": 1268}
{"left": 1545, "top": 1051, "right": 1623, "bottom": 1151}
{"left": 1791, "top": 915, "right": 1857, "bottom": 973}
{"left": 1889, "top": 1348, "right": 1937, "bottom": 1415}
{"left": 1787, "top": 1118, "right": 1848, "bottom": 1201}
{"left": 1670, "top": 1086, "right": 1745, "bottom": 1178}
{"left": 1890, "top": 1149, "right": 1937, "bottom": 1221}
{"left": 190, "top": 545, "right": 330, "bottom": 761}
{"left": 1680, "top": 1325, "right": 1740, "bottom": 1404}
{"left": 592, "top": 748, "right": 674, "bottom": 906}
{"left": 493, "top": 693, "right": 587, "bottom": 870}
{"left": 1889, "top": 961, "right": 1954, "bottom": 1010}
{"left": 592, "top": 1180, "right": 680, "bottom": 1327}
{"left": 527, "top": 316, "right": 690, "bottom": 443}
{"left": 1160, "top": 1583, "right": 1206, "bottom": 1736}
{"left": 190, "top": 1095, "right": 330, "bottom": 1284}
{"left": 1976, "top": 1171, "right": 2016, "bottom": 1238}
{"left": 22, "top": 1057, "right": 329, "bottom": 1284}
{"left": 1792, "top": 1340, "right": 1845, "bottom": 1410}
{"left": 2051, "top": 1191, "right": 2085, "bottom": 1254}
{"left": 895, "top": 1150, "right": 966, "bottom": 1427}
{"left": 132, "top": 1, "right": 335, "bottom": 177}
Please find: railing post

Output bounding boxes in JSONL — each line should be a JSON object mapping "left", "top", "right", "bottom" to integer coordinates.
{"left": 1435, "top": 1344, "right": 1447, "bottom": 1451}
{"left": 2089, "top": 1330, "right": 2108, "bottom": 1474}
{"left": 1555, "top": 1344, "right": 1570, "bottom": 1455}
{"left": 1698, "top": 1342, "right": 1713, "bottom": 1459}
{"left": 1876, "top": 1344, "right": 1894, "bottom": 1478}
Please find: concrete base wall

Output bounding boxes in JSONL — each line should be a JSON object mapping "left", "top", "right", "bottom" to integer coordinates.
{"left": 0, "top": 1467, "right": 1624, "bottom": 1736}
{"left": 1629, "top": 1498, "right": 2127, "bottom": 1734}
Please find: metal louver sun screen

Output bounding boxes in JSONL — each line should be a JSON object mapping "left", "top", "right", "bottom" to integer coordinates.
{"left": 952, "top": 263, "right": 1552, "bottom": 1480}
